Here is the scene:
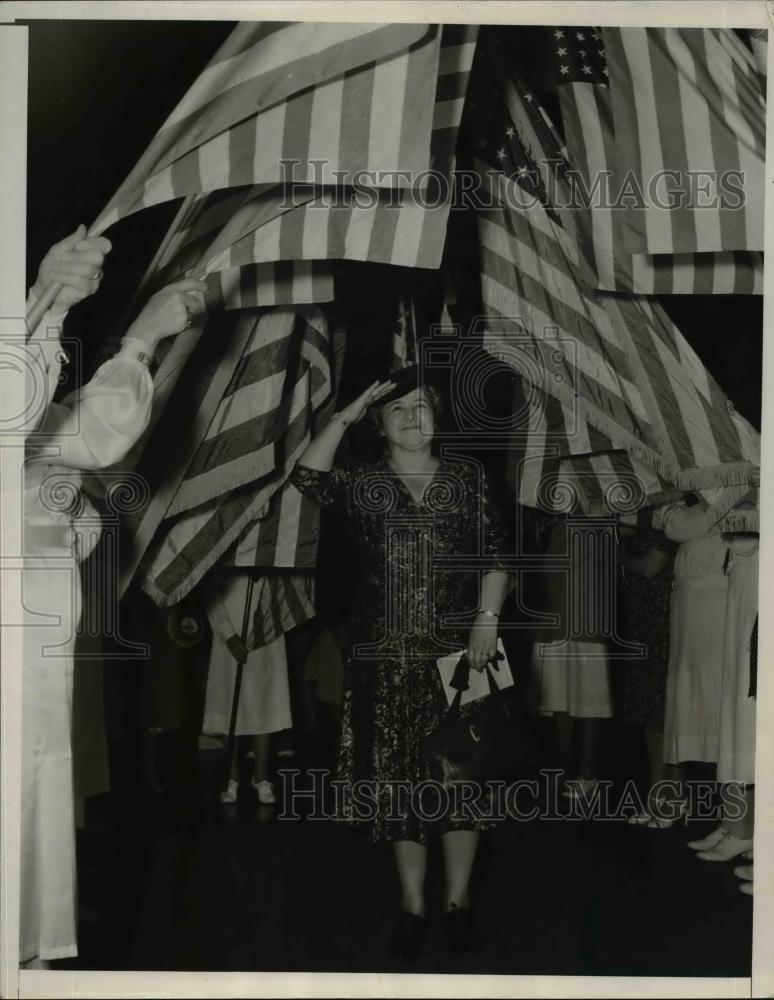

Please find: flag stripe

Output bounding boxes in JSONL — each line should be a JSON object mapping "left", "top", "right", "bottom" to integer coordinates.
{"left": 604, "top": 27, "right": 764, "bottom": 254}
{"left": 94, "top": 22, "right": 434, "bottom": 229}
{"left": 238, "top": 573, "right": 317, "bottom": 649}
{"left": 558, "top": 50, "right": 763, "bottom": 294}
{"left": 201, "top": 26, "right": 476, "bottom": 273}
{"left": 137, "top": 313, "right": 344, "bottom": 605}
{"left": 205, "top": 260, "right": 335, "bottom": 310}
{"left": 167, "top": 312, "right": 330, "bottom": 514}
{"left": 471, "top": 48, "right": 758, "bottom": 520}
{"left": 100, "top": 27, "right": 440, "bottom": 231}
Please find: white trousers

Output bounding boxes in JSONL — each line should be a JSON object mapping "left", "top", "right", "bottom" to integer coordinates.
{"left": 20, "top": 546, "right": 81, "bottom": 962}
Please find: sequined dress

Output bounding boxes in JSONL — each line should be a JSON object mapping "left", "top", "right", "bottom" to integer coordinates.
{"left": 290, "top": 457, "right": 507, "bottom": 843}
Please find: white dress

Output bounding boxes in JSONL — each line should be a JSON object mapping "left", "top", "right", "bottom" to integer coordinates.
{"left": 716, "top": 538, "right": 758, "bottom": 785}
{"left": 21, "top": 296, "right": 152, "bottom": 962}
{"left": 658, "top": 504, "right": 729, "bottom": 766}
{"left": 201, "top": 572, "right": 292, "bottom": 736}
{"left": 529, "top": 639, "right": 612, "bottom": 718}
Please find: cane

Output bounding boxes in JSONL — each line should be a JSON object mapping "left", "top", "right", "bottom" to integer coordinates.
{"left": 221, "top": 573, "right": 255, "bottom": 798}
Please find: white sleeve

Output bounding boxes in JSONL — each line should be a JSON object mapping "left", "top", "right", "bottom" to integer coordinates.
{"left": 22, "top": 290, "right": 70, "bottom": 435}
{"left": 27, "top": 338, "right": 153, "bottom": 470}
{"left": 652, "top": 501, "right": 709, "bottom": 543}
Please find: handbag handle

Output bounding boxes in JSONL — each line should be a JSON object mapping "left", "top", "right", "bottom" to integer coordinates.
{"left": 444, "top": 654, "right": 511, "bottom": 725}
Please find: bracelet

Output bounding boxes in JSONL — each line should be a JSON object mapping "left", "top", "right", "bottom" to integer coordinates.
{"left": 120, "top": 336, "right": 156, "bottom": 368}
{"left": 134, "top": 349, "right": 156, "bottom": 369}
{"left": 478, "top": 609, "right": 499, "bottom": 619}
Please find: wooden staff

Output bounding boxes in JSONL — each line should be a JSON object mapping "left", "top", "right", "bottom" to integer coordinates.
{"left": 221, "top": 573, "right": 255, "bottom": 798}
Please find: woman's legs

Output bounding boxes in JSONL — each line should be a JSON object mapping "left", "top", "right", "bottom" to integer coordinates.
{"left": 393, "top": 840, "right": 428, "bottom": 916}
{"left": 645, "top": 727, "right": 667, "bottom": 786}
{"left": 660, "top": 762, "right": 685, "bottom": 801}
{"left": 577, "top": 718, "right": 601, "bottom": 781}
{"left": 252, "top": 734, "right": 271, "bottom": 784}
{"left": 553, "top": 711, "right": 574, "bottom": 777}
{"left": 229, "top": 737, "right": 241, "bottom": 782}
{"left": 441, "top": 830, "right": 479, "bottom": 910}
{"left": 723, "top": 785, "right": 754, "bottom": 840}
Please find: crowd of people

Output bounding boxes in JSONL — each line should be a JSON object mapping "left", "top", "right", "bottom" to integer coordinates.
{"left": 18, "top": 231, "right": 760, "bottom": 970}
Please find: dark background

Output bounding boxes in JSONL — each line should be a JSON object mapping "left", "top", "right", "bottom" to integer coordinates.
{"left": 23, "top": 19, "right": 763, "bottom": 428}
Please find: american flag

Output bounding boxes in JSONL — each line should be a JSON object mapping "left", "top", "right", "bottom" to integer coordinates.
{"left": 166, "top": 308, "right": 332, "bottom": 516}
{"left": 602, "top": 27, "right": 765, "bottom": 256}
{"left": 554, "top": 27, "right": 763, "bottom": 294}
{"left": 468, "top": 43, "right": 759, "bottom": 520}
{"left": 513, "top": 383, "right": 681, "bottom": 517}
{"left": 514, "top": 381, "right": 759, "bottom": 530}
{"left": 204, "top": 260, "right": 334, "bottom": 311}
{"left": 142, "top": 184, "right": 335, "bottom": 310}
{"left": 93, "top": 23, "right": 439, "bottom": 233}
{"left": 135, "top": 307, "right": 344, "bottom": 606}
{"left": 133, "top": 23, "right": 478, "bottom": 301}
{"left": 152, "top": 184, "right": 319, "bottom": 281}
{"left": 205, "top": 25, "right": 480, "bottom": 272}
{"left": 228, "top": 479, "right": 321, "bottom": 569}
{"left": 250, "top": 573, "right": 317, "bottom": 648}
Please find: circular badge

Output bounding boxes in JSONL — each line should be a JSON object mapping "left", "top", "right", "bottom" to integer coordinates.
{"left": 166, "top": 605, "right": 206, "bottom": 648}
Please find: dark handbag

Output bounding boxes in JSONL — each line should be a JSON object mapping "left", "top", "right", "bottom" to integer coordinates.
{"left": 421, "top": 654, "right": 536, "bottom": 787}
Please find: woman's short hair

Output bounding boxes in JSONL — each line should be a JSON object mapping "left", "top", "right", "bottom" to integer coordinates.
{"left": 369, "top": 384, "right": 444, "bottom": 435}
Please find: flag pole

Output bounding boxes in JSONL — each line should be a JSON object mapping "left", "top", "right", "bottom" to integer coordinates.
{"left": 25, "top": 193, "right": 197, "bottom": 338}
{"left": 409, "top": 289, "right": 419, "bottom": 366}
{"left": 222, "top": 573, "right": 255, "bottom": 799}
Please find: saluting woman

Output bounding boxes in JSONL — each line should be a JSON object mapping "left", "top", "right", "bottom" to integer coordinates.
{"left": 290, "top": 368, "right": 509, "bottom": 961}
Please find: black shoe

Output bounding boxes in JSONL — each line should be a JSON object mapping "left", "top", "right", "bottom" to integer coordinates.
{"left": 443, "top": 903, "right": 481, "bottom": 955}
{"left": 389, "top": 911, "right": 427, "bottom": 962}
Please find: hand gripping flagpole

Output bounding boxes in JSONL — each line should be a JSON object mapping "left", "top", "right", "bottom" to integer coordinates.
{"left": 25, "top": 194, "right": 198, "bottom": 338}
{"left": 221, "top": 573, "right": 255, "bottom": 799}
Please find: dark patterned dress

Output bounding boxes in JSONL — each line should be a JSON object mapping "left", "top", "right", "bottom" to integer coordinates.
{"left": 619, "top": 531, "right": 676, "bottom": 731}
{"left": 290, "top": 456, "right": 507, "bottom": 843}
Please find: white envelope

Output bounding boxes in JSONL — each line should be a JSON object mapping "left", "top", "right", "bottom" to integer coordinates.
{"left": 436, "top": 638, "right": 514, "bottom": 706}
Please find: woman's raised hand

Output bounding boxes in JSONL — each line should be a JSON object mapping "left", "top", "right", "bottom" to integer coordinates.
{"left": 31, "top": 224, "right": 112, "bottom": 313}
{"left": 126, "top": 278, "right": 209, "bottom": 352}
{"left": 337, "top": 379, "right": 395, "bottom": 425}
